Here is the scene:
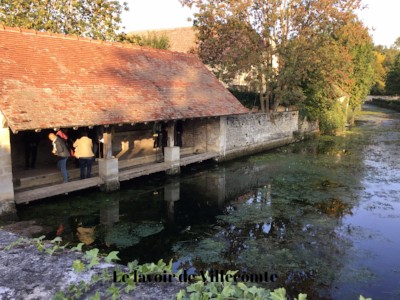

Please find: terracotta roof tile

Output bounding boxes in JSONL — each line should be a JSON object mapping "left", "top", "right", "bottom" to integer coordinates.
{"left": 0, "top": 27, "right": 248, "bottom": 133}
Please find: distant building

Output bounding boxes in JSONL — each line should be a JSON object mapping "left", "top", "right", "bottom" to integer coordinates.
{"left": 130, "top": 27, "right": 197, "bottom": 54}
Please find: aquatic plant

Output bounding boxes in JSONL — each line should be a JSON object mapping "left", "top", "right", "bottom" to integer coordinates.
{"left": 1, "top": 236, "right": 373, "bottom": 299}
{"left": 104, "top": 222, "right": 164, "bottom": 249}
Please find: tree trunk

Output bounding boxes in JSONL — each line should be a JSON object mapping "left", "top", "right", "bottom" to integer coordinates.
{"left": 273, "top": 100, "right": 279, "bottom": 112}
{"left": 259, "top": 90, "right": 265, "bottom": 112}
{"left": 259, "top": 73, "right": 265, "bottom": 112}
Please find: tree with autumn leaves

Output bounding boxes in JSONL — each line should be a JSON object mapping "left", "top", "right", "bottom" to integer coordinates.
{"left": 180, "top": 0, "right": 375, "bottom": 133}
{"left": 372, "top": 39, "right": 400, "bottom": 96}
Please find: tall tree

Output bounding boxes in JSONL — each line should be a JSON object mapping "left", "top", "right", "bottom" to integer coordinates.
{"left": 393, "top": 36, "right": 400, "bottom": 50}
{"left": 180, "top": 0, "right": 364, "bottom": 112}
{"left": 335, "top": 20, "right": 375, "bottom": 113}
{"left": 371, "top": 51, "right": 387, "bottom": 95}
{"left": 385, "top": 53, "right": 400, "bottom": 95}
{"left": 371, "top": 43, "right": 400, "bottom": 95}
{"left": 0, "top": 0, "right": 128, "bottom": 41}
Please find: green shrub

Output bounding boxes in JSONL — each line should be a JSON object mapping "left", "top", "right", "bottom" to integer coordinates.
{"left": 319, "top": 103, "right": 346, "bottom": 135}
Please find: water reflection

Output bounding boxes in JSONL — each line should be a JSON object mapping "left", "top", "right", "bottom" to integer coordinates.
{"left": 12, "top": 105, "right": 400, "bottom": 299}
{"left": 164, "top": 182, "right": 180, "bottom": 223}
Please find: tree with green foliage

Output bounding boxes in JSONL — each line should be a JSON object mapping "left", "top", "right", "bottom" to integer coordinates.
{"left": 336, "top": 20, "right": 375, "bottom": 121}
{"left": 117, "top": 32, "right": 171, "bottom": 50}
{"left": 181, "top": 0, "right": 375, "bottom": 134}
{"left": 371, "top": 50, "right": 388, "bottom": 95}
{"left": 300, "top": 35, "right": 353, "bottom": 133}
{"left": 385, "top": 53, "right": 400, "bottom": 95}
{"left": 0, "top": 0, "right": 128, "bottom": 41}
{"left": 301, "top": 19, "right": 375, "bottom": 133}
{"left": 181, "top": 0, "right": 372, "bottom": 119}
{"left": 393, "top": 36, "right": 400, "bottom": 50}
{"left": 180, "top": 0, "right": 366, "bottom": 115}
{"left": 371, "top": 43, "right": 400, "bottom": 95}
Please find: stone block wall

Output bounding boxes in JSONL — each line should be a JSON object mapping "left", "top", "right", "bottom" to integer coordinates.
{"left": 205, "top": 118, "right": 222, "bottom": 153}
{"left": 179, "top": 112, "right": 316, "bottom": 161}
{"left": 221, "top": 111, "right": 300, "bottom": 160}
{"left": 0, "top": 113, "right": 16, "bottom": 216}
{"left": 181, "top": 120, "right": 195, "bottom": 149}
{"left": 112, "top": 128, "right": 154, "bottom": 160}
{"left": 182, "top": 118, "right": 220, "bottom": 153}
{"left": 298, "top": 117, "right": 319, "bottom": 134}
{"left": 10, "top": 130, "right": 57, "bottom": 170}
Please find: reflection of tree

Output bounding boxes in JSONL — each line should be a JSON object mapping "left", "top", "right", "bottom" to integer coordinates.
{"left": 16, "top": 127, "right": 368, "bottom": 298}
{"left": 315, "top": 198, "right": 352, "bottom": 218}
{"left": 174, "top": 191, "right": 351, "bottom": 298}
{"left": 103, "top": 222, "right": 164, "bottom": 249}
{"left": 173, "top": 135, "right": 366, "bottom": 298}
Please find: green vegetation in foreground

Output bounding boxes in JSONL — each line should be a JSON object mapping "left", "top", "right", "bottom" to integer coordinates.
{"left": 2, "top": 236, "right": 372, "bottom": 300}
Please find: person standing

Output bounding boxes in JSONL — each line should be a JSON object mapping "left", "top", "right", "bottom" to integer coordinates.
{"left": 73, "top": 131, "right": 95, "bottom": 179}
{"left": 48, "top": 132, "right": 70, "bottom": 183}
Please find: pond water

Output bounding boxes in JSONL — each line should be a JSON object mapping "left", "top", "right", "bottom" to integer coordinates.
{"left": 7, "top": 104, "right": 400, "bottom": 299}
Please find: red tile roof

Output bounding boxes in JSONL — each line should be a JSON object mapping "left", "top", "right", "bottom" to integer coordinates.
{"left": 0, "top": 26, "right": 248, "bottom": 133}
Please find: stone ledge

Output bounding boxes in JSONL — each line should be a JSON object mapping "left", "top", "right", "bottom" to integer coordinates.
{"left": 218, "top": 137, "right": 295, "bottom": 162}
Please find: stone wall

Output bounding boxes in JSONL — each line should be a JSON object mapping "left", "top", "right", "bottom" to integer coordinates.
{"left": 10, "top": 130, "right": 57, "bottom": 170}
{"left": 220, "top": 111, "right": 301, "bottom": 160}
{"left": 298, "top": 117, "right": 319, "bottom": 135}
{"left": 179, "top": 112, "right": 317, "bottom": 161}
{"left": 0, "top": 113, "right": 16, "bottom": 217}
{"left": 112, "top": 127, "right": 154, "bottom": 160}
{"left": 181, "top": 118, "right": 221, "bottom": 153}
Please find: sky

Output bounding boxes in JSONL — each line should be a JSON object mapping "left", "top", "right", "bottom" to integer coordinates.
{"left": 120, "top": 0, "right": 400, "bottom": 47}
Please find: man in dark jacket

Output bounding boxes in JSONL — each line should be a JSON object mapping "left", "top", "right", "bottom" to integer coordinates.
{"left": 48, "top": 132, "right": 70, "bottom": 183}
